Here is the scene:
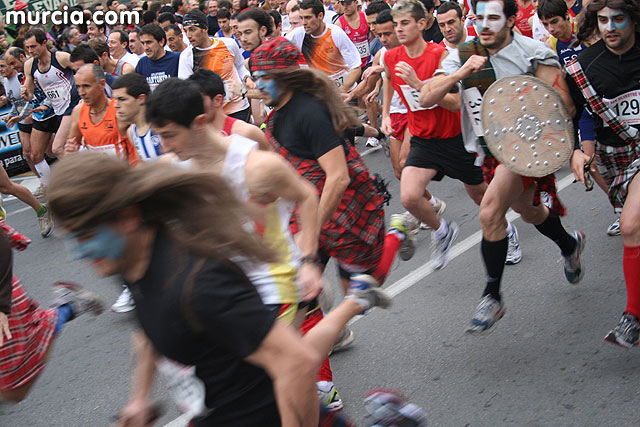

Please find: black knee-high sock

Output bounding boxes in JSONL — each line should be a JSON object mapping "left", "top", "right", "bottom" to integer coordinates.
{"left": 481, "top": 237, "right": 508, "bottom": 302}
{"left": 534, "top": 215, "right": 577, "bottom": 256}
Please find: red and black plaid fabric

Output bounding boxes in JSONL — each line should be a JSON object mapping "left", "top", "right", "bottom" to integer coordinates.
{"left": 567, "top": 59, "right": 639, "bottom": 145}
{"left": 250, "top": 37, "right": 305, "bottom": 73}
{"left": 482, "top": 156, "right": 566, "bottom": 217}
{"left": 0, "top": 220, "right": 31, "bottom": 251}
{"left": 597, "top": 141, "right": 640, "bottom": 214}
{"left": 265, "top": 112, "right": 385, "bottom": 268}
{"left": 0, "top": 275, "right": 57, "bottom": 391}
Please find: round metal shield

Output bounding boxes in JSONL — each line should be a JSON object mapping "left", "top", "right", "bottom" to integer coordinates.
{"left": 480, "top": 75, "right": 575, "bottom": 177}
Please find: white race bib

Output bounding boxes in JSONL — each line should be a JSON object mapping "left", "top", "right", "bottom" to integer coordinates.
{"left": 603, "top": 89, "right": 640, "bottom": 126}
{"left": 85, "top": 144, "right": 118, "bottom": 157}
{"left": 354, "top": 40, "right": 370, "bottom": 59}
{"left": 462, "top": 87, "right": 484, "bottom": 137}
{"left": 329, "top": 69, "right": 349, "bottom": 88}
{"left": 400, "top": 84, "right": 432, "bottom": 112}
{"left": 223, "top": 79, "right": 236, "bottom": 103}
{"left": 157, "top": 358, "right": 206, "bottom": 417}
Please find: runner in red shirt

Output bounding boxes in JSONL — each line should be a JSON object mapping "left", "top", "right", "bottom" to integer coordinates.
{"left": 515, "top": 0, "right": 536, "bottom": 37}
{"left": 382, "top": 0, "right": 488, "bottom": 270}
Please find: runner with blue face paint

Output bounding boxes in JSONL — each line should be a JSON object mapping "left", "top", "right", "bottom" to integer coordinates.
{"left": 567, "top": 0, "right": 640, "bottom": 348}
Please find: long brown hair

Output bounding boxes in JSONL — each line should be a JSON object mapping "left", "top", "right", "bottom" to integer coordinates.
{"left": 576, "top": 0, "right": 640, "bottom": 45}
{"left": 47, "top": 152, "right": 278, "bottom": 263}
{"left": 267, "top": 67, "right": 360, "bottom": 134}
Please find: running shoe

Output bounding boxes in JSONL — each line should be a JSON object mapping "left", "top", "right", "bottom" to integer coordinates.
{"left": 607, "top": 218, "right": 621, "bottom": 236}
{"left": 419, "top": 197, "right": 447, "bottom": 230}
{"left": 605, "top": 313, "right": 640, "bottom": 349}
{"left": 364, "top": 389, "right": 428, "bottom": 426}
{"left": 467, "top": 294, "right": 506, "bottom": 334}
{"left": 563, "top": 230, "right": 586, "bottom": 284}
{"left": 111, "top": 286, "right": 136, "bottom": 313}
{"left": 429, "top": 220, "right": 459, "bottom": 270}
{"left": 505, "top": 224, "right": 522, "bottom": 265}
{"left": 38, "top": 205, "right": 54, "bottom": 238}
{"left": 331, "top": 326, "right": 355, "bottom": 354}
{"left": 379, "top": 134, "right": 390, "bottom": 157}
{"left": 349, "top": 273, "right": 380, "bottom": 290}
{"left": 365, "top": 137, "right": 380, "bottom": 148}
{"left": 388, "top": 213, "right": 416, "bottom": 261}
{"left": 400, "top": 211, "right": 420, "bottom": 235}
{"left": 51, "top": 281, "right": 105, "bottom": 319}
{"left": 346, "top": 280, "right": 392, "bottom": 311}
{"left": 318, "top": 382, "right": 344, "bottom": 412}
{"left": 33, "top": 183, "right": 47, "bottom": 200}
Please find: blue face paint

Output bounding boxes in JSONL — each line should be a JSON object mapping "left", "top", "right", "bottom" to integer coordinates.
{"left": 598, "top": 8, "right": 630, "bottom": 32}
{"left": 256, "top": 78, "right": 280, "bottom": 104}
{"left": 68, "top": 226, "right": 127, "bottom": 262}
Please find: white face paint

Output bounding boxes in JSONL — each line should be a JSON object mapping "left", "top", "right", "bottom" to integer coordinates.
{"left": 597, "top": 7, "right": 630, "bottom": 33}
{"left": 475, "top": 1, "right": 507, "bottom": 33}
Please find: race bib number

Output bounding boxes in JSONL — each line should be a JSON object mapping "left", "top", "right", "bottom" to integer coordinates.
{"left": 354, "top": 40, "right": 370, "bottom": 59}
{"left": 400, "top": 84, "right": 430, "bottom": 112}
{"left": 329, "top": 69, "right": 348, "bottom": 88}
{"left": 46, "top": 89, "right": 60, "bottom": 99}
{"left": 603, "top": 89, "right": 640, "bottom": 126}
{"left": 157, "top": 358, "right": 206, "bottom": 417}
{"left": 85, "top": 144, "right": 118, "bottom": 157}
{"left": 462, "top": 87, "right": 484, "bottom": 137}
{"left": 223, "top": 79, "right": 235, "bottom": 103}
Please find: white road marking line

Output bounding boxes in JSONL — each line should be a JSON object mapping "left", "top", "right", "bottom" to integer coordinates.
{"left": 7, "top": 206, "right": 31, "bottom": 217}
{"left": 163, "top": 172, "right": 577, "bottom": 427}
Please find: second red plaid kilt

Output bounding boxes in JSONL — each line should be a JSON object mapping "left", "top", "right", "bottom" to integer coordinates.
{"left": 597, "top": 142, "right": 640, "bottom": 214}
{"left": 482, "top": 156, "right": 566, "bottom": 217}
{"left": 0, "top": 276, "right": 57, "bottom": 391}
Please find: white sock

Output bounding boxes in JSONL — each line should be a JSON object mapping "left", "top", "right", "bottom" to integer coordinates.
{"left": 432, "top": 219, "right": 448, "bottom": 240}
{"left": 34, "top": 160, "right": 51, "bottom": 186}
{"left": 429, "top": 195, "right": 437, "bottom": 206}
{"left": 506, "top": 221, "right": 515, "bottom": 237}
{"left": 317, "top": 381, "right": 334, "bottom": 392}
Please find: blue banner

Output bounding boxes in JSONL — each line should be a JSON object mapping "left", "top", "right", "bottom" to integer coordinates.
{"left": 0, "top": 105, "right": 30, "bottom": 176}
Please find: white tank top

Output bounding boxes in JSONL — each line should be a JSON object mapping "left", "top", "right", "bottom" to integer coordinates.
{"left": 222, "top": 135, "right": 301, "bottom": 306}
{"left": 32, "top": 52, "right": 77, "bottom": 115}
{"left": 131, "top": 124, "right": 162, "bottom": 161}
{"left": 380, "top": 48, "right": 407, "bottom": 114}
{"left": 532, "top": 14, "right": 550, "bottom": 42}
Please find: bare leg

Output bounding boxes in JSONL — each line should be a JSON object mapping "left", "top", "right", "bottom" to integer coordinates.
{"left": 401, "top": 166, "right": 440, "bottom": 229}
{"left": 621, "top": 174, "right": 640, "bottom": 247}
{"left": 0, "top": 165, "right": 41, "bottom": 211}
{"left": 301, "top": 299, "right": 364, "bottom": 358}
{"left": 18, "top": 130, "right": 39, "bottom": 178}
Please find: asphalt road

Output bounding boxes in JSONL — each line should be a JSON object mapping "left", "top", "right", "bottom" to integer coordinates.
{"left": 0, "top": 142, "right": 637, "bottom": 427}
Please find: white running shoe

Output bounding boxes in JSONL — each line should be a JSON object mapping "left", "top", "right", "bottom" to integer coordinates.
{"left": 430, "top": 220, "right": 459, "bottom": 270}
{"left": 317, "top": 381, "right": 344, "bottom": 412}
{"left": 111, "top": 287, "right": 135, "bottom": 313}
{"left": 365, "top": 137, "right": 380, "bottom": 148}
{"left": 607, "top": 218, "right": 621, "bottom": 236}
{"left": 505, "top": 224, "right": 522, "bottom": 265}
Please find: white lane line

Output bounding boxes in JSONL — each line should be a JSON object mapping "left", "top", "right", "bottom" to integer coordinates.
{"left": 162, "top": 172, "right": 576, "bottom": 427}
{"left": 162, "top": 413, "right": 191, "bottom": 427}
{"left": 7, "top": 206, "right": 31, "bottom": 217}
{"left": 360, "top": 145, "right": 382, "bottom": 157}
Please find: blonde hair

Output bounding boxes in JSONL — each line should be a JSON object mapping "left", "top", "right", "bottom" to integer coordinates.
{"left": 391, "top": 0, "right": 427, "bottom": 20}
{"left": 47, "top": 152, "right": 277, "bottom": 263}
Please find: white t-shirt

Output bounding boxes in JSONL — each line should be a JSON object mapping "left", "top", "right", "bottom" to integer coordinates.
{"left": 120, "top": 51, "right": 140, "bottom": 67}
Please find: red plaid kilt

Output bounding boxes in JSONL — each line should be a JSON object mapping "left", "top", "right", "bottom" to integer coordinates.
{"left": 265, "top": 113, "right": 385, "bottom": 268}
{"left": 597, "top": 142, "right": 640, "bottom": 214}
{"left": 482, "top": 156, "right": 566, "bottom": 217}
{"left": 0, "top": 276, "right": 57, "bottom": 391}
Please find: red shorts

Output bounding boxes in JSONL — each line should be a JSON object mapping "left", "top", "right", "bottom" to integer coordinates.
{"left": 0, "top": 276, "right": 57, "bottom": 391}
{"left": 390, "top": 113, "right": 408, "bottom": 141}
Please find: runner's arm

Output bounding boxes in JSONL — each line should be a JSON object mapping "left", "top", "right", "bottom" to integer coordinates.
{"left": 64, "top": 104, "right": 83, "bottom": 153}
{"left": 343, "top": 67, "right": 362, "bottom": 93}
{"left": 419, "top": 50, "right": 462, "bottom": 108}
{"left": 381, "top": 62, "right": 394, "bottom": 135}
{"left": 534, "top": 63, "right": 576, "bottom": 117}
{"left": 245, "top": 320, "right": 320, "bottom": 427}
{"left": 122, "top": 63, "right": 136, "bottom": 75}
{"left": 55, "top": 51, "right": 73, "bottom": 69}
{"left": 119, "top": 330, "right": 158, "bottom": 426}
{"left": 235, "top": 120, "right": 269, "bottom": 151}
{"left": 247, "top": 152, "right": 320, "bottom": 257}
{"left": 22, "top": 58, "right": 34, "bottom": 101}
{"left": 316, "top": 146, "right": 350, "bottom": 227}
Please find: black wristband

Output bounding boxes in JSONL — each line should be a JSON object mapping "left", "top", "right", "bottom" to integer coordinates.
{"left": 300, "top": 255, "right": 317, "bottom": 264}
{"left": 376, "top": 128, "right": 385, "bottom": 140}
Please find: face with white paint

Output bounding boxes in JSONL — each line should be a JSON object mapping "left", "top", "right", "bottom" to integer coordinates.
{"left": 475, "top": 0, "right": 513, "bottom": 50}
{"left": 597, "top": 7, "right": 635, "bottom": 53}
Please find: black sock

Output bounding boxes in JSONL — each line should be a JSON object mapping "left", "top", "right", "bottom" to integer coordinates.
{"left": 481, "top": 237, "right": 508, "bottom": 302}
{"left": 534, "top": 215, "right": 576, "bottom": 256}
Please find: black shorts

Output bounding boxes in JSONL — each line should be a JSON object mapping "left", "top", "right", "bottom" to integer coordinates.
{"left": 405, "top": 134, "right": 484, "bottom": 185}
{"left": 17, "top": 123, "right": 32, "bottom": 134}
{"left": 32, "top": 115, "right": 61, "bottom": 133}
{"left": 228, "top": 106, "right": 252, "bottom": 123}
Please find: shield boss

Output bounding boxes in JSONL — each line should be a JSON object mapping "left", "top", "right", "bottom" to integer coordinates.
{"left": 481, "top": 75, "right": 575, "bottom": 177}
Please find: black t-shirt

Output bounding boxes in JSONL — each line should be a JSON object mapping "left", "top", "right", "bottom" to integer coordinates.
{"left": 567, "top": 36, "right": 640, "bottom": 148}
{"left": 273, "top": 91, "right": 346, "bottom": 159}
{"left": 125, "top": 233, "right": 280, "bottom": 426}
{"left": 422, "top": 18, "right": 443, "bottom": 43}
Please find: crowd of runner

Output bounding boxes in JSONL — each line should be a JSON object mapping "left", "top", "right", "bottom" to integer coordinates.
{"left": 0, "top": 0, "right": 637, "bottom": 424}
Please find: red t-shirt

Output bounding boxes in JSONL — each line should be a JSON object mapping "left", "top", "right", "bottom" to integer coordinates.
{"left": 515, "top": 2, "right": 535, "bottom": 38}
{"left": 384, "top": 43, "right": 461, "bottom": 140}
